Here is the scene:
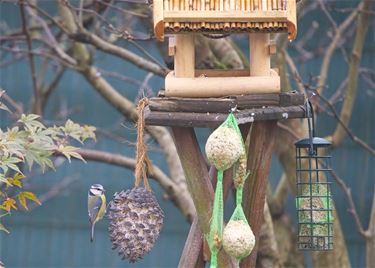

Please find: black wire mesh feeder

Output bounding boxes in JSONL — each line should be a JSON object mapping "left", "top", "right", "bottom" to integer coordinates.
{"left": 295, "top": 101, "right": 334, "bottom": 251}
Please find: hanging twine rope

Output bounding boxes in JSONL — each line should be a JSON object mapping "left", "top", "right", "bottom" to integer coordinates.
{"left": 134, "top": 98, "right": 152, "bottom": 190}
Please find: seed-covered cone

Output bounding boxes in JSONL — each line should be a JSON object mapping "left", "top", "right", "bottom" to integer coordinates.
{"left": 108, "top": 187, "right": 164, "bottom": 262}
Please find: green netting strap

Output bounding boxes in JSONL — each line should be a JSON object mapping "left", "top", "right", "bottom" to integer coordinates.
{"left": 210, "top": 251, "right": 218, "bottom": 268}
{"left": 236, "top": 186, "right": 243, "bottom": 206}
{"left": 221, "top": 113, "right": 243, "bottom": 144}
{"left": 208, "top": 170, "right": 224, "bottom": 268}
{"left": 208, "top": 113, "right": 247, "bottom": 268}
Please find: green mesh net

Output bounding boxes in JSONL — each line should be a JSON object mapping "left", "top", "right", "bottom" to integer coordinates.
{"left": 207, "top": 169, "right": 224, "bottom": 268}
{"left": 207, "top": 113, "right": 250, "bottom": 268}
{"left": 225, "top": 151, "right": 253, "bottom": 266}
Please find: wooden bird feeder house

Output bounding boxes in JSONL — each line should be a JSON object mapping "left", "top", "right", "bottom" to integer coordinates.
{"left": 153, "top": 0, "right": 297, "bottom": 97}
{"left": 144, "top": 1, "right": 306, "bottom": 267}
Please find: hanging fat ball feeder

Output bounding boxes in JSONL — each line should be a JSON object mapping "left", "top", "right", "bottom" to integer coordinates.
{"left": 295, "top": 100, "right": 333, "bottom": 251}
{"left": 108, "top": 99, "right": 164, "bottom": 262}
{"left": 222, "top": 120, "right": 255, "bottom": 264}
{"left": 205, "top": 125, "right": 244, "bottom": 171}
{"left": 222, "top": 219, "right": 255, "bottom": 259}
{"left": 205, "top": 113, "right": 255, "bottom": 267}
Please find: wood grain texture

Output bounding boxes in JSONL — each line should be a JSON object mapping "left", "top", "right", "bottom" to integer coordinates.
{"left": 165, "top": 73, "right": 280, "bottom": 97}
{"left": 164, "top": 10, "right": 288, "bottom": 22}
{"left": 149, "top": 92, "right": 303, "bottom": 113}
{"left": 178, "top": 217, "right": 204, "bottom": 268}
{"left": 249, "top": 33, "right": 270, "bottom": 76}
{"left": 172, "top": 128, "right": 234, "bottom": 267}
{"left": 171, "top": 127, "right": 213, "bottom": 234}
{"left": 241, "top": 121, "right": 277, "bottom": 268}
{"left": 145, "top": 105, "right": 305, "bottom": 127}
{"left": 174, "top": 35, "right": 195, "bottom": 78}
{"left": 178, "top": 165, "right": 235, "bottom": 268}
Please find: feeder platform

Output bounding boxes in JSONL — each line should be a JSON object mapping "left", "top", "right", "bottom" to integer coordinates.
{"left": 145, "top": 91, "right": 305, "bottom": 128}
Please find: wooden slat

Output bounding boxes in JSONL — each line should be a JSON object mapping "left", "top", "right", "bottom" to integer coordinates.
{"left": 164, "top": 10, "right": 288, "bottom": 22}
{"left": 195, "top": 69, "right": 250, "bottom": 77}
{"left": 144, "top": 105, "right": 306, "bottom": 128}
{"left": 279, "top": 91, "right": 305, "bottom": 106}
{"left": 149, "top": 97, "right": 237, "bottom": 113}
{"left": 235, "top": 93, "right": 280, "bottom": 108}
{"left": 148, "top": 92, "right": 303, "bottom": 113}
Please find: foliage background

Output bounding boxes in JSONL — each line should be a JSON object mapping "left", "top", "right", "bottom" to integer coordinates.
{"left": 0, "top": 0, "right": 374, "bottom": 267}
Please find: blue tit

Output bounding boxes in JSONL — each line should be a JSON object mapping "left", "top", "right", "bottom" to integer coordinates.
{"left": 88, "top": 184, "right": 106, "bottom": 242}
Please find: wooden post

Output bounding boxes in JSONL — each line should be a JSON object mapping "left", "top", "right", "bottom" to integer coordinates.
{"left": 241, "top": 32, "right": 275, "bottom": 268}
{"left": 240, "top": 121, "right": 277, "bottom": 268}
{"left": 174, "top": 34, "right": 195, "bottom": 78}
{"left": 249, "top": 33, "right": 271, "bottom": 76}
{"left": 178, "top": 166, "right": 234, "bottom": 268}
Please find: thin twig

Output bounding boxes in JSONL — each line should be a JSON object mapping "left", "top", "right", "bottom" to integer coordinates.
{"left": 316, "top": 3, "right": 361, "bottom": 94}
{"left": 328, "top": 168, "right": 370, "bottom": 239}
{"left": 19, "top": 0, "right": 41, "bottom": 114}
{"left": 27, "top": 175, "right": 80, "bottom": 211}
{"left": 0, "top": 90, "right": 24, "bottom": 116}
{"left": 314, "top": 91, "right": 375, "bottom": 157}
{"left": 284, "top": 51, "right": 306, "bottom": 94}
{"left": 41, "top": 67, "right": 66, "bottom": 109}
{"left": 0, "top": 46, "right": 77, "bottom": 69}
{"left": 97, "top": 0, "right": 149, "bottom": 18}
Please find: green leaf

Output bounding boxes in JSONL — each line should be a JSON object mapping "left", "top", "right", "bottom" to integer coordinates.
{"left": 1, "top": 157, "right": 23, "bottom": 174}
{"left": 58, "top": 145, "right": 86, "bottom": 163}
{"left": 81, "top": 125, "right": 96, "bottom": 142}
{"left": 0, "top": 222, "right": 10, "bottom": 234}
{"left": 18, "top": 114, "right": 46, "bottom": 132}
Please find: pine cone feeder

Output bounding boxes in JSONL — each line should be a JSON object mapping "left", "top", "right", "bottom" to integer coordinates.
{"left": 108, "top": 187, "right": 164, "bottom": 262}
{"left": 108, "top": 99, "right": 164, "bottom": 262}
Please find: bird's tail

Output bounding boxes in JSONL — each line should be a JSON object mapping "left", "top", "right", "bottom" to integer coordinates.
{"left": 90, "top": 222, "right": 96, "bottom": 243}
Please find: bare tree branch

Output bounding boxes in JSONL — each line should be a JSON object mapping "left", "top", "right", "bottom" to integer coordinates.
{"left": 328, "top": 168, "right": 370, "bottom": 239}
{"left": 70, "top": 27, "right": 169, "bottom": 77}
{"left": 316, "top": 3, "right": 361, "bottom": 94}
{"left": 331, "top": 0, "right": 373, "bottom": 148}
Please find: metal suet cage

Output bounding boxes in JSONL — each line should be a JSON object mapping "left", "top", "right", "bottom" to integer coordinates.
{"left": 295, "top": 101, "right": 333, "bottom": 251}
